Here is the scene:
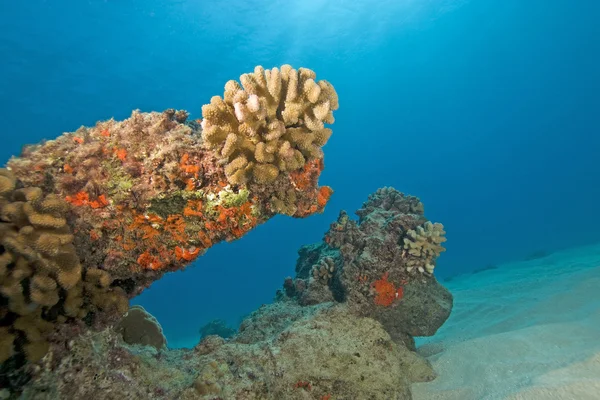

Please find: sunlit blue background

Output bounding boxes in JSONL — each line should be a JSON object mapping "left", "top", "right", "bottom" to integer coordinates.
{"left": 1, "top": 0, "right": 598, "bottom": 347}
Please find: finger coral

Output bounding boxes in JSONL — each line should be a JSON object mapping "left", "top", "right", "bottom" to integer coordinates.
{"left": 403, "top": 222, "right": 447, "bottom": 274}
{"left": 201, "top": 65, "right": 339, "bottom": 185}
{"left": 0, "top": 169, "right": 128, "bottom": 364}
{"left": 312, "top": 257, "right": 336, "bottom": 284}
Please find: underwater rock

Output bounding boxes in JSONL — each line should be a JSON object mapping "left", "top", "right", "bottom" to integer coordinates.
{"left": 191, "top": 304, "right": 414, "bottom": 400}
{"left": 278, "top": 187, "right": 453, "bottom": 348}
{"left": 13, "top": 188, "right": 452, "bottom": 399}
{"left": 20, "top": 303, "right": 421, "bottom": 400}
{"left": 198, "top": 318, "right": 236, "bottom": 340}
{"left": 116, "top": 305, "right": 167, "bottom": 350}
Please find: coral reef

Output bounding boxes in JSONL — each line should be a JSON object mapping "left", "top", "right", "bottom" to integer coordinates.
{"left": 279, "top": 187, "right": 453, "bottom": 347}
{"left": 1, "top": 65, "right": 337, "bottom": 391}
{"left": 7, "top": 102, "right": 335, "bottom": 292}
{"left": 9, "top": 187, "right": 450, "bottom": 399}
{"left": 116, "top": 305, "right": 167, "bottom": 350}
{"left": 0, "top": 52, "right": 455, "bottom": 399}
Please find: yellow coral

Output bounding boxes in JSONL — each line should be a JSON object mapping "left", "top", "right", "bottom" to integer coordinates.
{"left": 30, "top": 275, "right": 60, "bottom": 307}
{"left": 0, "top": 169, "right": 16, "bottom": 196}
{"left": 0, "top": 168, "right": 128, "bottom": 364}
{"left": 403, "top": 222, "right": 447, "bottom": 274}
{"left": 312, "top": 257, "right": 336, "bottom": 283}
{"left": 86, "top": 268, "right": 112, "bottom": 288}
{"left": 268, "top": 188, "right": 298, "bottom": 216}
{"left": 201, "top": 65, "right": 338, "bottom": 185}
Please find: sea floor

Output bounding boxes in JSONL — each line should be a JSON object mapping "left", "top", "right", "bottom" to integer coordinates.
{"left": 413, "top": 242, "right": 600, "bottom": 399}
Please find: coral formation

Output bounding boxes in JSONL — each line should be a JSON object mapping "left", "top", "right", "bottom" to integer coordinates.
{"left": 201, "top": 65, "right": 339, "bottom": 185}
{"left": 312, "top": 256, "right": 336, "bottom": 283}
{"left": 8, "top": 188, "right": 449, "bottom": 399}
{"left": 0, "top": 55, "right": 455, "bottom": 399}
{"left": 7, "top": 75, "right": 336, "bottom": 291}
{"left": 0, "top": 169, "right": 127, "bottom": 365}
{"left": 279, "top": 187, "right": 452, "bottom": 347}
{"left": 403, "top": 221, "right": 447, "bottom": 274}
{"left": 116, "top": 305, "right": 167, "bottom": 350}
{"left": 1, "top": 65, "right": 337, "bottom": 392}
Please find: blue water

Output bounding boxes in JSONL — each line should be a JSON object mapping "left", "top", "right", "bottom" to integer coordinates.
{"left": 1, "top": 0, "right": 598, "bottom": 347}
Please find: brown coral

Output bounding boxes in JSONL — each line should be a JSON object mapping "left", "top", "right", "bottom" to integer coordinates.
{"left": 0, "top": 169, "right": 128, "bottom": 364}
{"left": 116, "top": 305, "right": 167, "bottom": 350}
{"left": 312, "top": 257, "right": 336, "bottom": 284}
{"left": 201, "top": 65, "right": 339, "bottom": 185}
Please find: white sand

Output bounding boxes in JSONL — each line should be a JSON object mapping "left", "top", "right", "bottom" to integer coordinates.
{"left": 413, "top": 243, "right": 600, "bottom": 400}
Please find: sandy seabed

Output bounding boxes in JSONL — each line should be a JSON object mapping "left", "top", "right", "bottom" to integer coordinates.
{"left": 413, "top": 243, "right": 600, "bottom": 400}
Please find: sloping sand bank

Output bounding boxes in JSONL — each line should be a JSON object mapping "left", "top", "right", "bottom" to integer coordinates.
{"left": 413, "top": 243, "right": 600, "bottom": 400}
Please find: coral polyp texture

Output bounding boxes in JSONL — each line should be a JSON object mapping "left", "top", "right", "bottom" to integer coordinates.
{"left": 201, "top": 64, "right": 338, "bottom": 186}
{"left": 280, "top": 187, "right": 453, "bottom": 347}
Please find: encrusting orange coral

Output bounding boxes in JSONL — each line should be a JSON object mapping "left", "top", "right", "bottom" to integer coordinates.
{"left": 90, "top": 194, "right": 109, "bottom": 208}
{"left": 65, "top": 191, "right": 89, "bottom": 206}
{"left": 183, "top": 200, "right": 204, "bottom": 217}
{"left": 115, "top": 148, "right": 127, "bottom": 161}
{"left": 175, "top": 246, "right": 201, "bottom": 261}
{"left": 317, "top": 186, "right": 334, "bottom": 208}
{"left": 65, "top": 191, "right": 109, "bottom": 208}
{"left": 372, "top": 272, "right": 401, "bottom": 307}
